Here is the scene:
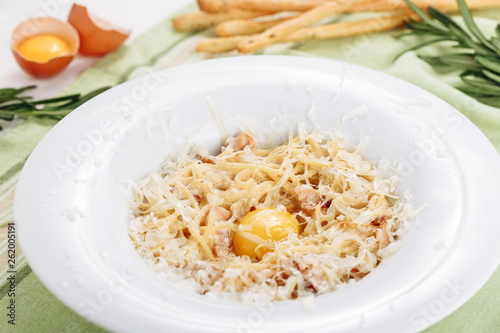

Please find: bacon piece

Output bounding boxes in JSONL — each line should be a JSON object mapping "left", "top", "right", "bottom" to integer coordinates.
{"left": 370, "top": 216, "right": 387, "bottom": 227}
{"left": 277, "top": 258, "right": 322, "bottom": 294}
{"left": 295, "top": 185, "right": 321, "bottom": 215}
{"left": 229, "top": 200, "right": 250, "bottom": 221}
{"left": 295, "top": 185, "right": 330, "bottom": 215}
{"left": 350, "top": 267, "right": 369, "bottom": 279}
{"left": 211, "top": 206, "right": 231, "bottom": 221}
{"left": 183, "top": 261, "right": 223, "bottom": 289}
{"left": 209, "top": 207, "right": 233, "bottom": 258}
{"left": 227, "top": 131, "right": 257, "bottom": 151}
{"left": 367, "top": 216, "right": 390, "bottom": 248}
{"left": 374, "top": 218, "right": 390, "bottom": 248}
{"left": 196, "top": 154, "right": 217, "bottom": 164}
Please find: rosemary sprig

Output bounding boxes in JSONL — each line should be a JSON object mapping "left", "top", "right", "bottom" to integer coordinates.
{"left": 398, "top": 0, "right": 500, "bottom": 107}
{"left": 0, "top": 85, "right": 110, "bottom": 130}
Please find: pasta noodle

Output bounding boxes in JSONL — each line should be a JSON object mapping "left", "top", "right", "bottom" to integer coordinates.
{"left": 128, "top": 130, "right": 412, "bottom": 302}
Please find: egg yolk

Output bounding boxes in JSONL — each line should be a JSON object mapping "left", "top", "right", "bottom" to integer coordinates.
{"left": 17, "top": 34, "right": 70, "bottom": 63}
{"left": 233, "top": 209, "right": 299, "bottom": 260}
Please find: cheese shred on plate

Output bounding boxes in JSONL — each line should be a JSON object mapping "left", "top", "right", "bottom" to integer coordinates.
{"left": 128, "top": 130, "right": 413, "bottom": 302}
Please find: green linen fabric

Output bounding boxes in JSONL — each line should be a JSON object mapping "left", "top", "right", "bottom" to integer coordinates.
{"left": 0, "top": 3, "right": 498, "bottom": 332}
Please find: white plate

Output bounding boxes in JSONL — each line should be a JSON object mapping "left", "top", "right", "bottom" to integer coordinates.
{"left": 15, "top": 56, "right": 500, "bottom": 333}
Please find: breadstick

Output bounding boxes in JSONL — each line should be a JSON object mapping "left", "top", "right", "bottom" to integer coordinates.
{"left": 285, "top": 12, "right": 416, "bottom": 41}
{"left": 238, "top": 0, "right": 370, "bottom": 54}
{"left": 197, "top": 0, "right": 328, "bottom": 13}
{"left": 172, "top": 10, "right": 269, "bottom": 32}
{"left": 197, "top": 12, "right": 416, "bottom": 53}
{"left": 196, "top": 35, "right": 247, "bottom": 53}
{"left": 199, "top": 0, "right": 500, "bottom": 14}
{"left": 350, "top": 0, "right": 500, "bottom": 12}
{"left": 216, "top": 16, "right": 298, "bottom": 36}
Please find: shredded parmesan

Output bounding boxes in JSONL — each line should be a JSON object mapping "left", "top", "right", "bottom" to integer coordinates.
{"left": 128, "top": 130, "right": 413, "bottom": 302}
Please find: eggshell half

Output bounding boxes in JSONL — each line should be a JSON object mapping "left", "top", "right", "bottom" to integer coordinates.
{"left": 68, "top": 4, "right": 131, "bottom": 56}
{"left": 11, "top": 17, "right": 79, "bottom": 78}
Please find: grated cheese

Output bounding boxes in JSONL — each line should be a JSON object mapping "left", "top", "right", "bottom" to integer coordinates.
{"left": 128, "top": 130, "right": 413, "bottom": 302}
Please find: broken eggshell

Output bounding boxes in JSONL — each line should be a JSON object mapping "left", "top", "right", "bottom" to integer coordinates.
{"left": 68, "top": 4, "right": 131, "bottom": 56}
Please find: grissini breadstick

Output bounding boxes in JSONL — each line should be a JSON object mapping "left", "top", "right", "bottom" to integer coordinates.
{"left": 196, "top": 35, "right": 248, "bottom": 53}
{"left": 284, "top": 12, "right": 416, "bottom": 41}
{"left": 238, "top": 0, "right": 371, "bottom": 54}
{"left": 216, "top": 16, "right": 298, "bottom": 36}
{"left": 197, "top": 0, "right": 328, "bottom": 14}
{"left": 197, "top": 12, "right": 416, "bottom": 53}
{"left": 172, "top": 10, "right": 270, "bottom": 32}
{"left": 197, "top": 0, "right": 500, "bottom": 53}
{"left": 198, "top": 0, "right": 500, "bottom": 14}
{"left": 350, "top": 0, "right": 500, "bottom": 12}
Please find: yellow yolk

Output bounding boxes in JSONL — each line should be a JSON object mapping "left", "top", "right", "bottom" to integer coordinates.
{"left": 17, "top": 35, "right": 70, "bottom": 63}
{"left": 233, "top": 209, "right": 299, "bottom": 260}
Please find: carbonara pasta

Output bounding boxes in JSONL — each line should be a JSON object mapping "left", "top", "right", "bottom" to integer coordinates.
{"left": 128, "top": 130, "right": 412, "bottom": 302}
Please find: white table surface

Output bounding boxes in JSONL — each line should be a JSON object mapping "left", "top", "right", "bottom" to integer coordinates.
{"left": 0, "top": 0, "right": 192, "bottom": 135}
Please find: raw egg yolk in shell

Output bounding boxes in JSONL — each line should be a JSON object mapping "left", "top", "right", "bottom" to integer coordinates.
{"left": 17, "top": 35, "right": 70, "bottom": 63}
{"left": 233, "top": 209, "right": 299, "bottom": 260}
{"left": 11, "top": 17, "right": 79, "bottom": 77}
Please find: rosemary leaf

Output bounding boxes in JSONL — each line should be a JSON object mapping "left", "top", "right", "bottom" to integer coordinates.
{"left": 417, "top": 55, "right": 447, "bottom": 66}
{"left": 59, "top": 87, "right": 110, "bottom": 109}
{"left": 457, "top": 0, "right": 498, "bottom": 53}
{"left": 456, "top": 85, "right": 494, "bottom": 98}
{"left": 0, "top": 114, "right": 15, "bottom": 121}
{"left": 491, "top": 37, "right": 500, "bottom": 51}
{"left": 475, "top": 55, "right": 500, "bottom": 74}
{"left": 461, "top": 75, "right": 500, "bottom": 94}
{"left": 403, "top": 0, "right": 445, "bottom": 32}
{"left": 440, "top": 53, "right": 479, "bottom": 69}
{"left": 453, "top": 30, "right": 494, "bottom": 54}
{"left": 0, "top": 85, "right": 110, "bottom": 130}
{"left": 476, "top": 96, "right": 500, "bottom": 107}
{"left": 30, "top": 94, "right": 81, "bottom": 105}
{"left": 421, "top": 53, "right": 481, "bottom": 71}
{"left": 0, "top": 86, "right": 35, "bottom": 104}
{"left": 482, "top": 69, "right": 500, "bottom": 84}
{"left": 1, "top": 102, "right": 35, "bottom": 111}
{"left": 404, "top": 20, "right": 440, "bottom": 33}
{"left": 394, "top": 37, "right": 453, "bottom": 60}
{"left": 399, "top": 0, "right": 500, "bottom": 105}
{"left": 0, "top": 86, "right": 36, "bottom": 97}
{"left": 427, "top": 6, "right": 467, "bottom": 35}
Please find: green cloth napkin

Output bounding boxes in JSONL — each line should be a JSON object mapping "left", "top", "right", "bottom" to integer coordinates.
{"left": 1, "top": 3, "right": 499, "bottom": 332}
